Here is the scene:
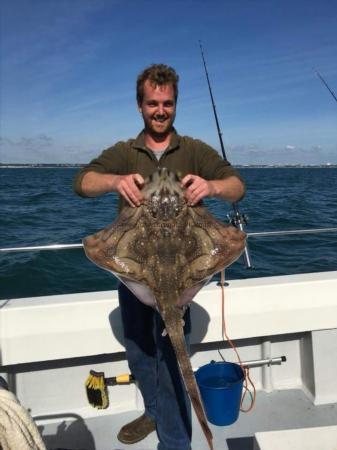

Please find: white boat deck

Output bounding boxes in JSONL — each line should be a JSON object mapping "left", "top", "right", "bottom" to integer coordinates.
{"left": 254, "top": 425, "right": 337, "bottom": 450}
{"left": 38, "top": 389, "right": 337, "bottom": 450}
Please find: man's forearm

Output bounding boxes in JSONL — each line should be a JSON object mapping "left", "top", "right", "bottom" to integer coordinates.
{"left": 80, "top": 171, "right": 119, "bottom": 197}
{"left": 208, "top": 176, "right": 245, "bottom": 203}
{"left": 80, "top": 171, "right": 145, "bottom": 207}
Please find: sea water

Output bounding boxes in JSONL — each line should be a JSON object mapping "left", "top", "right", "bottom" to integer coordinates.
{"left": 1, "top": 167, "right": 337, "bottom": 300}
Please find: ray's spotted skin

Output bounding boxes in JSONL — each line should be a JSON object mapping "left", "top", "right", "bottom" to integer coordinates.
{"left": 83, "top": 168, "right": 246, "bottom": 450}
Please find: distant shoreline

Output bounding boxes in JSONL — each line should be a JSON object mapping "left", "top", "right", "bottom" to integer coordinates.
{"left": 0, "top": 164, "right": 84, "bottom": 168}
{"left": 1, "top": 163, "right": 337, "bottom": 169}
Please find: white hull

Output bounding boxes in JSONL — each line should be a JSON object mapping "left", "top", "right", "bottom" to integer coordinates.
{"left": 1, "top": 271, "right": 337, "bottom": 449}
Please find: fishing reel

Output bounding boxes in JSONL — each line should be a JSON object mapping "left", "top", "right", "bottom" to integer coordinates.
{"left": 227, "top": 204, "right": 253, "bottom": 269}
{"left": 227, "top": 209, "right": 249, "bottom": 231}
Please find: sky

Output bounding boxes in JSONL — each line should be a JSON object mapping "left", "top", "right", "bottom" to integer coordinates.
{"left": 1, "top": 0, "right": 337, "bottom": 165}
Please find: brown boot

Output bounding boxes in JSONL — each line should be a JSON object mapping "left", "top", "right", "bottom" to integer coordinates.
{"left": 117, "top": 414, "right": 156, "bottom": 444}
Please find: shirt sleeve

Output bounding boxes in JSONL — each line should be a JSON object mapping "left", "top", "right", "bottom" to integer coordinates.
{"left": 73, "top": 142, "right": 128, "bottom": 197}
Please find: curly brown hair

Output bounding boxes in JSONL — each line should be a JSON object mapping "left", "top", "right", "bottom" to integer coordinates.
{"left": 136, "top": 64, "right": 179, "bottom": 105}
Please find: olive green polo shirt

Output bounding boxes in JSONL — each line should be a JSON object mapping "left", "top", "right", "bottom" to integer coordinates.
{"left": 73, "top": 129, "right": 244, "bottom": 207}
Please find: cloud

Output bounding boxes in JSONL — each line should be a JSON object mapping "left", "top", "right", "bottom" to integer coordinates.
{"left": 0, "top": 135, "right": 51, "bottom": 163}
{"left": 228, "top": 143, "right": 337, "bottom": 165}
{"left": 0, "top": 134, "right": 98, "bottom": 163}
{"left": 1, "top": 135, "right": 336, "bottom": 166}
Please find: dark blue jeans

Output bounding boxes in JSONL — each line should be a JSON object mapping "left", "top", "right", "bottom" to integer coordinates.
{"left": 118, "top": 283, "right": 192, "bottom": 450}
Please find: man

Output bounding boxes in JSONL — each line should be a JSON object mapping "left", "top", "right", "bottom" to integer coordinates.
{"left": 74, "top": 64, "right": 245, "bottom": 450}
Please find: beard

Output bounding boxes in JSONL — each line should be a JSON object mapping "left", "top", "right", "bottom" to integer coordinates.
{"left": 144, "top": 113, "right": 175, "bottom": 138}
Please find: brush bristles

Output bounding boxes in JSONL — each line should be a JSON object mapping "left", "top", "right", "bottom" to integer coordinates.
{"left": 85, "top": 370, "right": 109, "bottom": 409}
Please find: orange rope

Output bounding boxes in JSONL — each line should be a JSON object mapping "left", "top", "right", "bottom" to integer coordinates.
{"left": 220, "top": 270, "right": 256, "bottom": 412}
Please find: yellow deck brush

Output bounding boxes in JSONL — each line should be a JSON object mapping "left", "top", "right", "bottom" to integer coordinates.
{"left": 85, "top": 370, "right": 135, "bottom": 409}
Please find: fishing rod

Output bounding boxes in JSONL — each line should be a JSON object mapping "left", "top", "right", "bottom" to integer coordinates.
{"left": 199, "top": 41, "right": 253, "bottom": 268}
{"left": 314, "top": 68, "right": 337, "bottom": 104}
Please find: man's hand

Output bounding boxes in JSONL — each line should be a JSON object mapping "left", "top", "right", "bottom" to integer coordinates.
{"left": 181, "top": 174, "right": 214, "bottom": 206}
{"left": 114, "top": 174, "right": 144, "bottom": 207}
{"left": 181, "top": 174, "right": 245, "bottom": 205}
{"left": 80, "top": 171, "right": 144, "bottom": 206}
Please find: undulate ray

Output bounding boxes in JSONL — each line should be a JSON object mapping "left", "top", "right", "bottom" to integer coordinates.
{"left": 83, "top": 168, "right": 246, "bottom": 450}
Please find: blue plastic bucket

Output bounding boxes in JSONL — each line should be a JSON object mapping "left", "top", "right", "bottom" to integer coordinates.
{"left": 195, "top": 361, "right": 244, "bottom": 426}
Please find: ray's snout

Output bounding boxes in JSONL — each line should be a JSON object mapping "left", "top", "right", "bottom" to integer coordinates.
{"left": 143, "top": 168, "right": 185, "bottom": 220}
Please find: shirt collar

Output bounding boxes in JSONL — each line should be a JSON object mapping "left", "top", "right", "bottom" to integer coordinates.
{"left": 133, "top": 128, "right": 180, "bottom": 151}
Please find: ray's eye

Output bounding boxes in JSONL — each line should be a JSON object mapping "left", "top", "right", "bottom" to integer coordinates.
{"left": 131, "top": 238, "right": 148, "bottom": 260}
{"left": 184, "top": 235, "right": 199, "bottom": 259}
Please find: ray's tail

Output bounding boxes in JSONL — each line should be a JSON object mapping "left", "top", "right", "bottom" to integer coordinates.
{"left": 165, "top": 320, "right": 214, "bottom": 450}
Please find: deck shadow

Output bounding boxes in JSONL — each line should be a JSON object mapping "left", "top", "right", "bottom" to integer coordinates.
{"left": 37, "top": 413, "right": 96, "bottom": 450}
{"left": 227, "top": 436, "right": 254, "bottom": 450}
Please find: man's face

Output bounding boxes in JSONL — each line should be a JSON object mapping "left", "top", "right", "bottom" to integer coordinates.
{"left": 138, "top": 80, "right": 176, "bottom": 137}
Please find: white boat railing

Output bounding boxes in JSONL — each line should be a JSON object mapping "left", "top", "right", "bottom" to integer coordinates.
{"left": 1, "top": 227, "right": 337, "bottom": 253}
{"left": 0, "top": 243, "right": 83, "bottom": 253}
